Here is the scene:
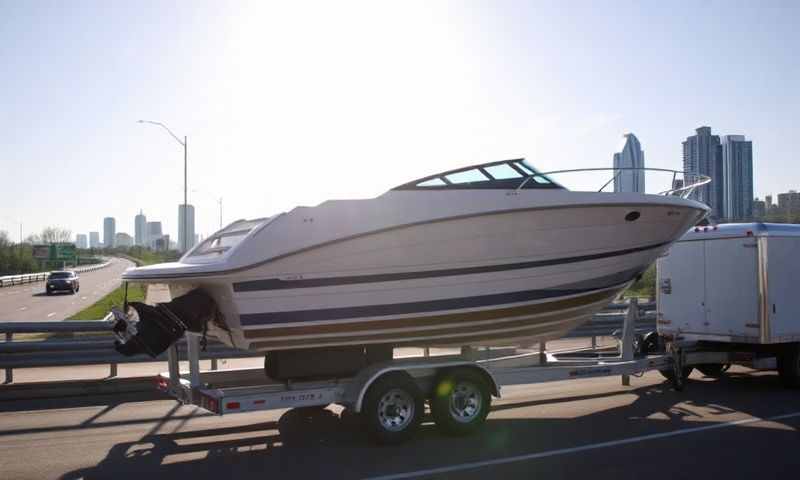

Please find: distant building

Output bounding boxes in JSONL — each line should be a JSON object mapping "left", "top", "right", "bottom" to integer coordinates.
{"left": 103, "top": 217, "right": 116, "bottom": 248}
{"left": 75, "top": 234, "right": 88, "bottom": 249}
{"left": 721, "top": 135, "right": 754, "bottom": 221}
{"left": 683, "top": 127, "right": 723, "bottom": 218}
{"left": 147, "top": 221, "right": 163, "bottom": 249}
{"left": 612, "top": 133, "right": 645, "bottom": 193}
{"left": 89, "top": 231, "right": 100, "bottom": 248}
{"left": 777, "top": 190, "right": 800, "bottom": 216}
{"left": 135, "top": 210, "right": 147, "bottom": 247}
{"left": 765, "top": 194, "right": 773, "bottom": 209}
{"left": 178, "top": 204, "right": 196, "bottom": 252}
{"left": 752, "top": 199, "right": 766, "bottom": 219}
{"left": 115, "top": 232, "right": 134, "bottom": 247}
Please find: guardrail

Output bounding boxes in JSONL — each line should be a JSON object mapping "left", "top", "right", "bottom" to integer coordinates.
{"left": 0, "top": 259, "right": 112, "bottom": 288}
{"left": 0, "top": 300, "right": 655, "bottom": 385}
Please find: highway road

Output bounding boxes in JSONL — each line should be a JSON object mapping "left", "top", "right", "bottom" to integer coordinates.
{"left": 1, "top": 367, "right": 799, "bottom": 479}
{"left": 0, "top": 258, "right": 134, "bottom": 321}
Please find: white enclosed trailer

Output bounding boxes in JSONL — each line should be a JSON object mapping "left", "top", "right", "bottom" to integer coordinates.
{"left": 656, "top": 223, "right": 800, "bottom": 385}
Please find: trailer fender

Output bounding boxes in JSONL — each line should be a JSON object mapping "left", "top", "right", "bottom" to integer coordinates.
{"left": 350, "top": 361, "right": 500, "bottom": 413}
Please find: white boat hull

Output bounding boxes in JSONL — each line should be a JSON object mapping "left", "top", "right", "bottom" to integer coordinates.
{"left": 135, "top": 199, "right": 705, "bottom": 352}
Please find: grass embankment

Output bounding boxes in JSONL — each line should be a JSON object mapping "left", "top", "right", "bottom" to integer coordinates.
{"left": 66, "top": 249, "right": 177, "bottom": 320}
{"left": 623, "top": 264, "right": 656, "bottom": 299}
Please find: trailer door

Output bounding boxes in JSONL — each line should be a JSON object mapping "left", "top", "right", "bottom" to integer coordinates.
{"left": 703, "top": 237, "right": 759, "bottom": 337}
{"left": 766, "top": 237, "right": 799, "bottom": 340}
{"left": 657, "top": 240, "right": 706, "bottom": 334}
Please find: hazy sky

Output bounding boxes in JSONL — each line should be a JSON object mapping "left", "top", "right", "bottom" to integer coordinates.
{"left": 1, "top": 0, "right": 798, "bottom": 241}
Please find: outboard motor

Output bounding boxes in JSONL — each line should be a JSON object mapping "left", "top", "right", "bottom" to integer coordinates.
{"left": 111, "top": 289, "right": 219, "bottom": 357}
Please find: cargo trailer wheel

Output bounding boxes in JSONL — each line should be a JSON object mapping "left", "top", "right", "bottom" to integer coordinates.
{"left": 362, "top": 372, "right": 424, "bottom": 445}
{"left": 778, "top": 344, "right": 800, "bottom": 388}
{"left": 696, "top": 364, "right": 730, "bottom": 378}
{"left": 431, "top": 369, "right": 491, "bottom": 436}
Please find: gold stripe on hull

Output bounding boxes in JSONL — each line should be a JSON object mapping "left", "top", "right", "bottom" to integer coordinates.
{"left": 246, "top": 290, "right": 619, "bottom": 351}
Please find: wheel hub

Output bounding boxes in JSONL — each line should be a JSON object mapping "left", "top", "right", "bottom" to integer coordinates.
{"left": 377, "top": 388, "right": 414, "bottom": 432}
{"left": 449, "top": 382, "right": 482, "bottom": 423}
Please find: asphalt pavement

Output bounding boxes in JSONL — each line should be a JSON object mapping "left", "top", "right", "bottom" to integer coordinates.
{"left": 0, "top": 258, "right": 134, "bottom": 321}
{"left": 1, "top": 366, "right": 798, "bottom": 479}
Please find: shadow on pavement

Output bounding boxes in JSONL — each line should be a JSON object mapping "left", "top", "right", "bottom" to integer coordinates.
{"left": 60, "top": 371, "right": 800, "bottom": 480}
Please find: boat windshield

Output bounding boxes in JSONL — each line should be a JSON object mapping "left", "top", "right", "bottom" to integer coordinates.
{"left": 188, "top": 218, "right": 267, "bottom": 258}
{"left": 392, "top": 159, "right": 563, "bottom": 191}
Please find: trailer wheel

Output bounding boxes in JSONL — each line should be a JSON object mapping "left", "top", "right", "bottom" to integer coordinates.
{"left": 362, "top": 372, "right": 424, "bottom": 445}
{"left": 431, "top": 368, "right": 491, "bottom": 436}
{"left": 778, "top": 344, "right": 800, "bottom": 388}
{"left": 641, "top": 331, "right": 664, "bottom": 355}
{"left": 696, "top": 364, "right": 730, "bottom": 378}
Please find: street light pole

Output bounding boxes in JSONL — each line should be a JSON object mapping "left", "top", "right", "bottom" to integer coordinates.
{"left": 138, "top": 120, "right": 189, "bottom": 253}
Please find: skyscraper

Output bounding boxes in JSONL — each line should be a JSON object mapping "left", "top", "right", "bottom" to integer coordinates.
{"left": 612, "top": 133, "right": 645, "bottom": 193}
{"left": 135, "top": 210, "right": 147, "bottom": 246}
{"left": 683, "top": 127, "right": 723, "bottom": 218}
{"left": 103, "top": 217, "right": 116, "bottom": 248}
{"left": 178, "top": 204, "right": 196, "bottom": 252}
{"left": 147, "top": 221, "right": 163, "bottom": 249}
{"left": 721, "top": 135, "right": 754, "bottom": 220}
{"left": 75, "top": 234, "right": 88, "bottom": 249}
{"left": 89, "top": 231, "right": 100, "bottom": 248}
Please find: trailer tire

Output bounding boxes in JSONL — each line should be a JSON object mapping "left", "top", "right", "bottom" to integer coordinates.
{"left": 431, "top": 368, "right": 491, "bottom": 436}
{"left": 641, "top": 331, "right": 664, "bottom": 355}
{"left": 362, "top": 372, "right": 424, "bottom": 445}
{"left": 778, "top": 344, "right": 800, "bottom": 388}
{"left": 696, "top": 364, "right": 729, "bottom": 378}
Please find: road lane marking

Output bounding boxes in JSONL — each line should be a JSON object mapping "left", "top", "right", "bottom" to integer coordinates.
{"left": 364, "top": 411, "right": 800, "bottom": 480}
{"left": 19, "top": 306, "right": 27, "bottom": 311}
{"left": 47, "top": 312, "right": 56, "bottom": 317}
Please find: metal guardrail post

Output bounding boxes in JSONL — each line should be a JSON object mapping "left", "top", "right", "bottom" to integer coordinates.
{"left": 109, "top": 363, "right": 118, "bottom": 378}
{"left": 211, "top": 358, "right": 218, "bottom": 370}
{"left": 539, "top": 342, "right": 547, "bottom": 365}
{"left": 4, "top": 332, "right": 11, "bottom": 384}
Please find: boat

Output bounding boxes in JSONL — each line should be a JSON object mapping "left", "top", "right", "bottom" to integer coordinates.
{"left": 110, "top": 159, "right": 709, "bottom": 378}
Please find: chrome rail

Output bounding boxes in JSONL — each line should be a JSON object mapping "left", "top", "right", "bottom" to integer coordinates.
{"left": 517, "top": 167, "right": 711, "bottom": 199}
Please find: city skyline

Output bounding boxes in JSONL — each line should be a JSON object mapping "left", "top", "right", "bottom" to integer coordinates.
{"left": 2, "top": 2, "right": 800, "bottom": 237}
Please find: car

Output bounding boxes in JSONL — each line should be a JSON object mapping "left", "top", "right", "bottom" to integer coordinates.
{"left": 46, "top": 271, "right": 80, "bottom": 295}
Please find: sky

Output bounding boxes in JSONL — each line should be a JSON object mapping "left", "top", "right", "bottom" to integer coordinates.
{"left": 1, "top": 0, "right": 798, "bottom": 242}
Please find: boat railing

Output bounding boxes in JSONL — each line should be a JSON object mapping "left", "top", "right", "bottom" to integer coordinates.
{"left": 517, "top": 167, "right": 711, "bottom": 199}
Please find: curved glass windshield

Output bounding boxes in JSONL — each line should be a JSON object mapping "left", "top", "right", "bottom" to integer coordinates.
{"left": 393, "top": 159, "right": 563, "bottom": 191}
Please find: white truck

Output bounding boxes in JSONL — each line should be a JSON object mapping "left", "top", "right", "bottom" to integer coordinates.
{"left": 656, "top": 222, "right": 800, "bottom": 386}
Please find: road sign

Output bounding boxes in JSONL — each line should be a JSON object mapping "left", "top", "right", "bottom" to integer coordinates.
{"left": 56, "top": 244, "right": 76, "bottom": 260}
{"left": 32, "top": 245, "right": 50, "bottom": 259}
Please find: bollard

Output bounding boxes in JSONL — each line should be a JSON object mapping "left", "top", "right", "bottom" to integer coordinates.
{"left": 539, "top": 342, "right": 547, "bottom": 365}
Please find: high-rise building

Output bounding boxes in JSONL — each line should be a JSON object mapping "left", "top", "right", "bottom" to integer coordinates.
{"left": 777, "top": 190, "right": 800, "bottom": 216}
{"left": 147, "top": 221, "right": 163, "bottom": 249}
{"left": 178, "top": 204, "right": 196, "bottom": 252}
{"left": 612, "top": 133, "right": 645, "bottom": 193}
{"left": 115, "top": 232, "right": 134, "bottom": 247}
{"left": 752, "top": 199, "right": 766, "bottom": 219}
{"left": 765, "top": 194, "right": 773, "bottom": 208}
{"left": 135, "top": 210, "right": 147, "bottom": 246}
{"left": 89, "top": 231, "right": 100, "bottom": 248}
{"left": 103, "top": 217, "right": 116, "bottom": 248}
{"left": 721, "top": 135, "right": 754, "bottom": 220}
{"left": 75, "top": 234, "right": 88, "bottom": 249}
{"left": 683, "top": 127, "right": 723, "bottom": 218}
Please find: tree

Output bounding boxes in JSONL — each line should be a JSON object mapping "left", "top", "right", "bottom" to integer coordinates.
{"left": 40, "top": 226, "right": 72, "bottom": 244}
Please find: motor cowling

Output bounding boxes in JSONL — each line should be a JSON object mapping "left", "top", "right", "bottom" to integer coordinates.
{"left": 112, "top": 289, "right": 219, "bottom": 358}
